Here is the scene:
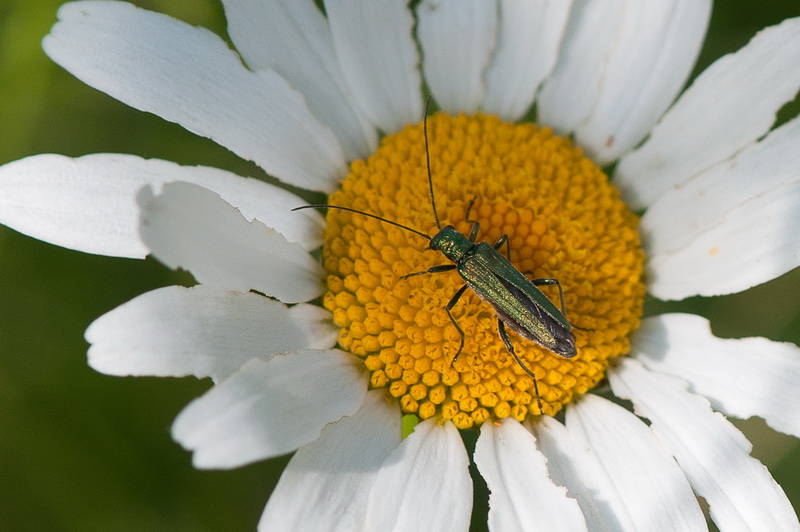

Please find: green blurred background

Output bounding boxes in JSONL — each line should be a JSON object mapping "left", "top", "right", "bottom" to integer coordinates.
{"left": 1, "top": 1, "right": 799, "bottom": 530}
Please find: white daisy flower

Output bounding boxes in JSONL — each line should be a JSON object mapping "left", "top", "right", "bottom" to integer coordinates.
{"left": 1, "top": 1, "right": 799, "bottom": 530}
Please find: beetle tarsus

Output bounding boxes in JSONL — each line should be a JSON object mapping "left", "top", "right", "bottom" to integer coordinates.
{"left": 498, "top": 319, "right": 544, "bottom": 415}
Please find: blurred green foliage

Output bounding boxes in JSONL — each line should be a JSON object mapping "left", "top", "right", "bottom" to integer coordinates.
{"left": 0, "top": 1, "right": 798, "bottom": 530}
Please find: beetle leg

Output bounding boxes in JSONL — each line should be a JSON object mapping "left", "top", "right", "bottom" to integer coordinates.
{"left": 530, "top": 277, "right": 591, "bottom": 331}
{"left": 464, "top": 196, "right": 481, "bottom": 242}
{"left": 401, "top": 264, "right": 457, "bottom": 279}
{"left": 498, "top": 319, "right": 543, "bottom": 415}
{"left": 467, "top": 222, "right": 481, "bottom": 243}
{"left": 492, "top": 234, "right": 510, "bottom": 261}
{"left": 531, "top": 277, "right": 568, "bottom": 317}
{"left": 464, "top": 195, "right": 477, "bottom": 220}
{"left": 445, "top": 284, "right": 470, "bottom": 364}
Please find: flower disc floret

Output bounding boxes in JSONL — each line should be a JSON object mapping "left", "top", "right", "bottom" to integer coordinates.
{"left": 322, "top": 113, "right": 645, "bottom": 428}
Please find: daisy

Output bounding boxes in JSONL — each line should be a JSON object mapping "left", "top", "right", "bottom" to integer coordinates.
{"left": 1, "top": 0, "right": 799, "bottom": 530}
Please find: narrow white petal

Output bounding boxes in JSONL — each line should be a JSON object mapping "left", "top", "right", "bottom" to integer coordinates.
{"left": 417, "top": 0, "right": 497, "bottom": 113}
{"left": 259, "top": 391, "right": 401, "bottom": 532}
{"left": 325, "top": 0, "right": 423, "bottom": 133}
{"left": 538, "top": 0, "right": 623, "bottom": 136}
{"left": 85, "top": 285, "right": 337, "bottom": 382}
{"left": 175, "top": 169, "right": 325, "bottom": 252}
{"left": 43, "top": 1, "right": 346, "bottom": 192}
{"left": 617, "top": 16, "right": 800, "bottom": 210}
{"left": 474, "top": 419, "right": 587, "bottom": 532}
{"left": 566, "top": 395, "right": 706, "bottom": 531}
{"left": 482, "top": 0, "right": 572, "bottom": 120}
{"left": 538, "top": 0, "right": 711, "bottom": 165}
{"left": 172, "top": 350, "right": 367, "bottom": 469}
{"left": 610, "top": 357, "right": 800, "bottom": 531}
{"left": 0, "top": 154, "right": 325, "bottom": 257}
{"left": 138, "top": 182, "right": 324, "bottom": 304}
{"left": 221, "top": 0, "right": 377, "bottom": 160}
{"left": 365, "top": 419, "right": 472, "bottom": 532}
{"left": 633, "top": 314, "right": 800, "bottom": 439}
{"left": 645, "top": 179, "right": 800, "bottom": 300}
{"left": 529, "top": 416, "right": 606, "bottom": 530}
{"left": 289, "top": 304, "right": 340, "bottom": 351}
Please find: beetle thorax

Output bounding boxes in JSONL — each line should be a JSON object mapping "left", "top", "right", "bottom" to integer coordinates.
{"left": 430, "top": 226, "right": 473, "bottom": 263}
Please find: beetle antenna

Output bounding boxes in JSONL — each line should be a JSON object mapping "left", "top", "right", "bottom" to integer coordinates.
{"left": 292, "top": 205, "right": 431, "bottom": 241}
{"left": 423, "top": 97, "right": 441, "bottom": 230}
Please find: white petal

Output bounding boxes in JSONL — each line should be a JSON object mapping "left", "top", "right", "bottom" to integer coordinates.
{"left": 538, "top": 0, "right": 623, "bottom": 136}
{"left": 566, "top": 395, "right": 706, "bottom": 531}
{"left": 610, "top": 357, "right": 800, "bottom": 531}
{"left": 617, "top": 16, "right": 800, "bottom": 210}
{"left": 0, "top": 154, "right": 325, "bottom": 257}
{"left": 633, "top": 314, "right": 800, "bottom": 439}
{"left": 529, "top": 416, "right": 606, "bottom": 530}
{"left": 172, "top": 350, "right": 367, "bottom": 469}
{"left": 259, "top": 390, "right": 401, "bottom": 532}
{"left": 325, "top": 0, "right": 423, "bottom": 133}
{"left": 538, "top": 0, "right": 711, "bottom": 165}
{"left": 417, "top": 0, "right": 496, "bottom": 114}
{"left": 138, "top": 182, "right": 324, "bottom": 304}
{"left": 43, "top": 1, "right": 346, "bottom": 192}
{"left": 288, "top": 304, "right": 340, "bottom": 351}
{"left": 221, "top": 0, "right": 377, "bottom": 160}
{"left": 474, "top": 418, "right": 587, "bottom": 532}
{"left": 175, "top": 170, "right": 325, "bottom": 252}
{"left": 642, "top": 114, "right": 800, "bottom": 299}
{"left": 85, "top": 284, "right": 337, "bottom": 382}
{"left": 642, "top": 115, "right": 800, "bottom": 258}
{"left": 365, "top": 419, "right": 472, "bottom": 532}
{"left": 0, "top": 153, "right": 148, "bottom": 258}
{"left": 482, "top": 0, "right": 572, "bottom": 120}
{"left": 645, "top": 179, "right": 800, "bottom": 300}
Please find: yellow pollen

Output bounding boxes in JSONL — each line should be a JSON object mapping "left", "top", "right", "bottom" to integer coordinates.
{"left": 322, "top": 113, "right": 645, "bottom": 429}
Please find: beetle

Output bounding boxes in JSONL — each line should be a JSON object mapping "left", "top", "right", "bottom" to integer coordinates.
{"left": 294, "top": 102, "right": 578, "bottom": 414}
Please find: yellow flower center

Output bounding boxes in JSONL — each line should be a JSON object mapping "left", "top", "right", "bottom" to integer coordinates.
{"left": 322, "top": 112, "right": 644, "bottom": 429}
